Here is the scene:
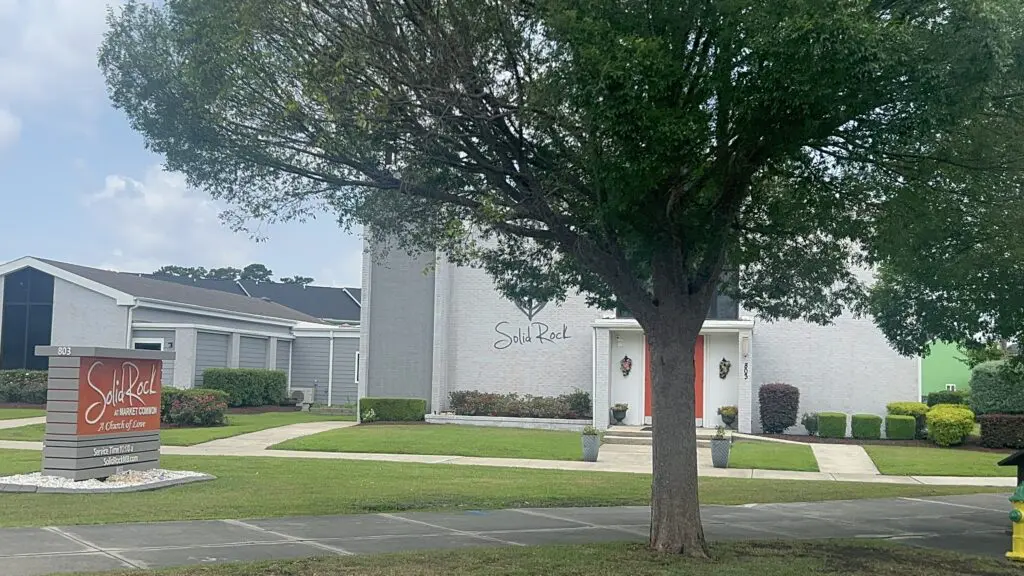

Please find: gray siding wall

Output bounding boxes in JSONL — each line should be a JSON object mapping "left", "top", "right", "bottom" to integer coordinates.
{"left": 239, "top": 336, "right": 268, "bottom": 369}
{"left": 365, "top": 247, "right": 436, "bottom": 407}
{"left": 194, "top": 331, "right": 230, "bottom": 387}
{"left": 133, "top": 308, "right": 294, "bottom": 337}
{"left": 276, "top": 340, "right": 291, "bottom": 376}
{"left": 331, "top": 338, "right": 359, "bottom": 406}
{"left": 292, "top": 337, "right": 330, "bottom": 403}
{"left": 131, "top": 329, "right": 176, "bottom": 385}
{"left": 51, "top": 278, "right": 128, "bottom": 348}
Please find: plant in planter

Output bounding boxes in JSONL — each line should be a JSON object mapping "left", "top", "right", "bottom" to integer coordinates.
{"left": 717, "top": 405, "right": 738, "bottom": 429}
{"left": 710, "top": 425, "right": 731, "bottom": 468}
{"left": 611, "top": 403, "right": 629, "bottom": 424}
{"left": 581, "top": 425, "right": 602, "bottom": 462}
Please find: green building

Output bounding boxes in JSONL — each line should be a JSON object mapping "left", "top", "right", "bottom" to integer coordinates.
{"left": 920, "top": 341, "right": 972, "bottom": 398}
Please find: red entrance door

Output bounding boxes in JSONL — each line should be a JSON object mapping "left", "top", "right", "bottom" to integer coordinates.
{"left": 644, "top": 335, "right": 704, "bottom": 420}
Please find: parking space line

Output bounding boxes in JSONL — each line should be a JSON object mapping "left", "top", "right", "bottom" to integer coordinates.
{"left": 898, "top": 498, "right": 1006, "bottom": 513}
{"left": 511, "top": 508, "right": 654, "bottom": 538}
{"left": 221, "top": 519, "right": 353, "bottom": 555}
{"left": 42, "top": 527, "right": 147, "bottom": 570}
{"left": 377, "top": 513, "right": 525, "bottom": 547}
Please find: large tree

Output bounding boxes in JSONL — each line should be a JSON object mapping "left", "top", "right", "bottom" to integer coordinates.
{"left": 100, "top": 0, "right": 1024, "bottom": 556}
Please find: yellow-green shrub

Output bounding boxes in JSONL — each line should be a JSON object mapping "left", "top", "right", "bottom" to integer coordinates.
{"left": 926, "top": 405, "right": 975, "bottom": 447}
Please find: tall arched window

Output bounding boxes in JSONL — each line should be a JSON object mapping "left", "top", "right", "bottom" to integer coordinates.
{"left": 0, "top": 268, "right": 54, "bottom": 370}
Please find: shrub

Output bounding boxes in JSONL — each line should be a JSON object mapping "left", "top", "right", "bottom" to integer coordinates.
{"left": 758, "top": 383, "right": 800, "bottom": 434}
{"left": 926, "top": 405, "right": 976, "bottom": 447}
{"left": 447, "top": 390, "right": 591, "bottom": 419}
{"left": 926, "top": 389, "right": 970, "bottom": 407}
{"left": 359, "top": 398, "right": 427, "bottom": 422}
{"left": 801, "top": 412, "right": 819, "bottom": 436}
{"left": 978, "top": 414, "right": 1024, "bottom": 449}
{"left": 851, "top": 414, "right": 882, "bottom": 440}
{"left": 969, "top": 361, "right": 1024, "bottom": 415}
{"left": 202, "top": 368, "right": 288, "bottom": 407}
{"left": 885, "top": 415, "right": 916, "bottom": 440}
{"left": 817, "top": 412, "right": 848, "bottom": 438}
{"left": 0, "top": 370, "right": 48, "bottom": 404}
{"left": 165, "top": 389, "right": 228, "bottom": 427}
{"left": 886, "top": 401, "right": 929, "bottom": 439}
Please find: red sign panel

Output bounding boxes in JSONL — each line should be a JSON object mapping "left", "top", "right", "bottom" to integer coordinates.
{"left": 77, "top": 357, "right": 163, "bottom": 437}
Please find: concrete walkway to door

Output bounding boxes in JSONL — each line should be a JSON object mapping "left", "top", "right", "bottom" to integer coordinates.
{"left": 810, "top": 443, "right": 881, "bottom": 475}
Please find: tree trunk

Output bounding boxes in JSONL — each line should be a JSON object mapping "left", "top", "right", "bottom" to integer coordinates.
{"left": 646, "top": 308, "right": 710, "bottom": 558}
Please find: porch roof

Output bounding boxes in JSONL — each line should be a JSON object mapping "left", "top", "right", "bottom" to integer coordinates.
{"left": 591, "top": 317, "right": 755, "bottom": 332}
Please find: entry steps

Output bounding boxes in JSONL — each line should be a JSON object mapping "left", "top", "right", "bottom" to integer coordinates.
{"left": 602, "top": 426, "right": 726, "bottom": 447}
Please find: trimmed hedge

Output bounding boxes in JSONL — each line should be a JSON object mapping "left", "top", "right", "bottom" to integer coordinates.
{"left": 978, "top": 414, "right": 1024, "bottom": 449}
{"left": 926, "top": 404, "right": 976, "bottom": 447}
{"left": 758, "top": 383, "right": 800, "bottom": 434}
{"left": 886, "top": 401, "right": 929, "bottom": 439}
{"left": 926, "top": 389, "right": 969, "bottom": 407}
{"left": 359, "top": 397, "right": 427, "bottom": 422}
{"left": 202, "top": 368, "right": 287, "bottom": 407}
{"left": 801, "top": 412, "right": 819, "bottom": 436}
{"left": 448, "top": 390, "right": 592, "bottom": 419}
{"left": 162, "top": 388, "right": 228, "bottom": 427}
{"left": 885, "top": 415, "right": 916, "bottom": 440}
{"left": 969, "top": 360, "right": 1024, "bottom": 415}
{"left": 817, "top": 412, "right": 847, "bottom": 438}
{"left": 0, "top": 370, "right": 47, "bottom": 404}
{"left": 851, "top": 414, "right": 882, "bottom": 440}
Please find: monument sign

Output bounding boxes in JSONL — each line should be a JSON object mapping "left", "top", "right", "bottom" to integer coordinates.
{"left": 35, "top": 346, "right": 175, "bottom": 481}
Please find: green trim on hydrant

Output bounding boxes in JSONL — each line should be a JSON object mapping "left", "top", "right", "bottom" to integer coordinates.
{"left": 1010, "top": 483, "right": 1024, "bottom": 504}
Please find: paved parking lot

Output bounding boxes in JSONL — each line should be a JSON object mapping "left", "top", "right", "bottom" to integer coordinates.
{"left": 0, "top": 492, "right": 1015, "bottom": 575}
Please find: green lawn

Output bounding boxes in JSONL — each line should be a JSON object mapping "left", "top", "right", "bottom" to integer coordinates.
{"left": 728, "top": 441, "right": 819, "bottom": 472}
{"left": 0, "top": 449, "right": 1009, "bottom": 528}
{"left": 0, "top": 412, "right": 354, "bottom": 446}
{"left": 272, "top": 424, "right": 581, "bottom": 460}
{"left": 864, "top": 445, "right": 1015, "bottom": 477}
{"left": 0, "top": 408, "right": 43, "bottom": 420}
{"left": 81, "top": 541, "right": 1017, "bottom": 576}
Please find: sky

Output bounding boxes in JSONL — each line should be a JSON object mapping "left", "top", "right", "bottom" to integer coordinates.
{"left": 0, "top": 0, "right": 363, "bottom": 288}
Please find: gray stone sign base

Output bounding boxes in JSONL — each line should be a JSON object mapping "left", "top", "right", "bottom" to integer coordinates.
{"left": 0, "top": 473, "right": 215, "bottom": 494}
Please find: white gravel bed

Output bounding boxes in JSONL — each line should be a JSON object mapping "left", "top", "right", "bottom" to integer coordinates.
{"left": 0, "top": 469, "right": 209, "bottom": 491}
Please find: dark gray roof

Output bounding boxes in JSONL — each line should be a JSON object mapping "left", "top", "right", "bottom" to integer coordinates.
{"left": 38, "top": 259, "right": 322, "bottom": 323}
{"left": 143, "top": 274, "right": 362, "bottom": 322}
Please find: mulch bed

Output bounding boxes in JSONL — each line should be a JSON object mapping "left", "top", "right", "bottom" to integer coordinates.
{"left": 757, "top": 433, "right": 1015, "bottom": 454}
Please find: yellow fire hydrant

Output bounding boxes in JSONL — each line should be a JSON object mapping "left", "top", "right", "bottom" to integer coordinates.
{"left": 1009, "top": 482, "right": 1024, "bottom": 561}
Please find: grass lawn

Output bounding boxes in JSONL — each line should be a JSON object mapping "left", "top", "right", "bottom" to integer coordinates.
{"left": 0, "top": 449, "right": 1009, "bottom": 528}
{"left": 728, "top": 440, "right": 819, "bottom": 472}
{"left": 272, "top": 423, "right": 581, "bottom": 460}
{"left": 0, "top": 412, "right": 354, "bottom": 446}
{"left": 0, "top": 408, "right": 43, "bottom": 420}
{"left": 864, "top": 445, "right": 1015, "bottom": 477}
{"left": 81, "top": 541, "right": 1016, "bottom": 576}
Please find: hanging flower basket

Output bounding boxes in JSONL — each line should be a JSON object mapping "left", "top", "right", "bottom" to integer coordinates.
{"left": 620, "top": 355, "right": 633, "bottom": 377}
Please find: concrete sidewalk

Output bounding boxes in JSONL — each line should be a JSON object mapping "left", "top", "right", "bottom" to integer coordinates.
{"left": 0, "top": 492, "right": 1015, "bottom": 575}
{"left": 0, "top": 416, "right": 44, "bottom": 430}
{"left": 810, "top": 444, "right": 881, "bottom": 475}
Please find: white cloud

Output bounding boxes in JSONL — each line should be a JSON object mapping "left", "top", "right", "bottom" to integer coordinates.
{"left": 84, "top": 165, "right": 255, "bottom": 273}
{"left": 0, "top": 107, "right": 19, "bottom": 149}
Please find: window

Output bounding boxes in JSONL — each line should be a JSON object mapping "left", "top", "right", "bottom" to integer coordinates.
{"left": 0, "top": 268, "right": 54, "bottom": 370}
{"left": 946, "top": 383, "right": 957, "bottom": 392}
{"left": 132, "top": 339, "right": 164, "bottom": 351}
{"left": 354, "top": 351, "right": 360, "bottom": 384}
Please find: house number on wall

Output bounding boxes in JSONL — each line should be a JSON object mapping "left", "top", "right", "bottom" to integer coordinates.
{"left": 743, "top": 362, "right": 749, "bottom": 380}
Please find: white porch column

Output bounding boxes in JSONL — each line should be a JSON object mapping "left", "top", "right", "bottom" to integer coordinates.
{"left": 738, "top": 330, "right": 754, "bottom": 433}
{"left": 593, "top": 327, "right": 611, "bottom": 430}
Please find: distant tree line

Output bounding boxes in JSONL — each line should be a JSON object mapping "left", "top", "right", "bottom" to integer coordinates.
{"left": 153, "top": 263, "right": 314, "bottom": 286}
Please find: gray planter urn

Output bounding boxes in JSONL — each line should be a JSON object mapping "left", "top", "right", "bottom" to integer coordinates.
{"left": 710, "top": 437, "right": 731, "bottom": 468}
{"left": 581, "top": 434, "right": 601, "bottom": 462}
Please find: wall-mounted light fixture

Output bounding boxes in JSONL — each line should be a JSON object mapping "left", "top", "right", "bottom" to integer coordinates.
{"left": 740, "top": 334, "right": 750, "bottom": 359}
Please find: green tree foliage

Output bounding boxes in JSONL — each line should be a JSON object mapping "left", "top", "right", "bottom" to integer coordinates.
{"left": 241, "top": 263, "right": 275, "bottom": 282}
{"left": 101, "top": 0, "right": 1024, "bottom": 556}
{"left": 152, "top": 263, "right": 281, "bottom": 282}
{"left": 280, "top": 275, "right": 316, "bottom": 286}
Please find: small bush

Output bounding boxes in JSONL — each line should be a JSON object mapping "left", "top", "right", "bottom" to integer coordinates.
{"left": 817, "top": 412, "right": 848, "bottom": 438}
{"left": 165, "top": 389, "right": 228, "bottom": 427}
{"left": 801, "top": 412, "right": 819, "bottom": 436}
{"left": 885, "top": 415, "right": 916, "bottom": 440}
{"left": 978, "top": 414, "right": 1024, "bottom": 449}
{"left": 0, "top": 370, "right": 47, "bottom": 404}
{"left": 926, "top": 405, "right": 976, "bottom": 447}
{"left": 926, "top": 389, "right": 970, "bottom": 407}
{"left": 886, "top": 401, "right": 929, "bottom": 439}
{"left": 758, "top": 383, "right": 800, "bottom": 434}
{"left": 447, "top": 390, "right": 591, "bottom": 419}
{"left": 970, "top": 361, "right": 1024, "bottom": 415}
{"left": 359, "top": 397, "right": 427, "bottom": 422}
{"left": 202, "top": 368, "right": 288, "bottom": 407}
{"left": 851, "top": 414, "right": 882, "bottom": 440}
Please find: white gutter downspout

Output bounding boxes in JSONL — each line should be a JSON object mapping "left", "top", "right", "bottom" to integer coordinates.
{"left": 591, "top": 325, "right": 598, "bottom": 429}
{"left": 287, "top": 340, "right": 294, "bottom": 392}
{"left": 327, "top": 330, "right": 336, "bottom": 406}
{"left": 124, "top": 303, "right": 139, "bottom": 347}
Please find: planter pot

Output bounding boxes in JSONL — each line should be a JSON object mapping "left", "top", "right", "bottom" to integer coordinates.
{"left": 710, "top": 438, "right": 731, "bottom": 468}
{"left": 720, "top": 415, "right": 736, "bottom": 429}
{"left": 611, "top": 410, "right": 627, "bottom": 424}
{"left": 581, "top": 434, "right": 601, "bottom": 462}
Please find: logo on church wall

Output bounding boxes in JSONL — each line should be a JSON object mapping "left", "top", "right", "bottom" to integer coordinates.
{"left": 493, "top": 295, "right": 571, "bottom": 350}
{"left": 512, "top": 297, "right": 547, "bottom": 321}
